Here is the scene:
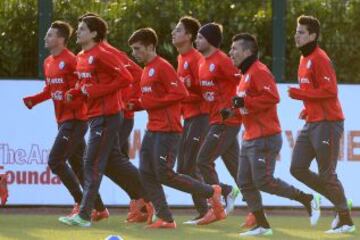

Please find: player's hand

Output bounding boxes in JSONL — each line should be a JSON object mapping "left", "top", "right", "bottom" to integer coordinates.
{"left": 232, "top": 96, "right": 245, "bottom": 108}
{"left": 287, "top": 86, "right": 297, "bottom": 99}
{"left": 220, "top": 108, "right": 233, "bottom": 121}
{"left": 23, "top": 97, "right": 33, "bottom": 109}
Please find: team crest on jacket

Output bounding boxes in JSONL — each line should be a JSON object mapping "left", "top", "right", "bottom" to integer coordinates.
{"left": 209, "top": 63, "right": 216, "bottom": 72}
{"left": 148, "top": 68, "right": 155, "bottom": 77}
{"left": 58, "top": 61, "right": 65, "bottom": 70}
{"left": 183, "top": 61, "right": 189, "bottom": 70}
{"left": 88, "top": 56, "right": 94, "bottom": 64}
{"left": 306, "top": 60, "right": 312, "bottom": 69}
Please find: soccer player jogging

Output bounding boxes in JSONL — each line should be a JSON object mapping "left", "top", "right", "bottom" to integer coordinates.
{"left": 23, "top": 21, "right": 108, "bottom": 220}
{"left": 127, "top": 28, "right": 226, "bottom": 228}
{"left": 194, "top": 23, "right": 252, "bottom": 225}
{"left": 77, "top": 13, "right": 150, "bottom": 223}
{"left": 58, "top": 16, "right": 134, "bottom": 227}
{"left": 289, "top": 15, "right": 355, "bottom": 234}
{"left": 229, "top": 33, "right": 320, "bottom": 237}
{"left": 171, "top": 16, "right": 210, "bottom": 224}
{"left": 100, "top": 41, "right": 150, "bottom": 223}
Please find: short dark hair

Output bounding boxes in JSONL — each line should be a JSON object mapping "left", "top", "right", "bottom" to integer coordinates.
{"left": 50, "top": 20, "right": 73, "bottom": 44}
{"left": 179, "top": 16, "right": 201, "bottom": 42}
{"left": 78, "top": 12, "right": 100, "bottom": 22}
{"left": 81, "top": 16, "right": 108, "bottom": 42}
{"left": 128, "top": 28, "right": 158, "bottom": 47}
{"left": 232, "top": 33, "right": 258, "bottom": 55}
{"left": 297, "top": 15, "right": 320, "bottom": 41}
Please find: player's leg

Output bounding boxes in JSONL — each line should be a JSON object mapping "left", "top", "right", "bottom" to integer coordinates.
{"left": 290, "top": 123, "right": 321, "bottom": 192}
{"left": 312, "top": 121, "right": 354, "bottom": 233}
{"left": 68, "top": 138, "right": 108, "bottom": 221}
{"left": 238, "top": 141, "right": 272, "bottom": 237}
{"left": 196, "top": 124, "right": 234, "bottom": 197}
{"left": 153, "top": 132, "right": 225, "bottom": 226}
{"left": 250, "top": 134, "right": 319, "bottom": 226}
{"left": 59, "top": 113, "right": 123, "bottom": 227}
{"left": 48, "top": 120, "right": 85, "bottom": 209}
{"left": 177, "top": 115, "right": 209, "bottom": 223}
{"left": 119, "top": 118, "right": 150, "bottom": 204}
{"left": 220, "top": 125, "right": 242, "bottom": 214}
{"left": 138, "top": 131, "right": 175, "bottom": 228}
{"left": 104, "top": 134, "right": 148, "bottom": 222}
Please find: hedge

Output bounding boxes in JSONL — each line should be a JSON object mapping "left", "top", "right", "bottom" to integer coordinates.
{"left": 1, "top": 0, "right": 359, "bottom": 83}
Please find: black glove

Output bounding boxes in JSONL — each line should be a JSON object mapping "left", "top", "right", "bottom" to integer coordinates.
{"left": 220, "top": 108, "right": 233, "bottom": 121}
{"left": 232, "top": 96, "right": 244, "bottom": 108}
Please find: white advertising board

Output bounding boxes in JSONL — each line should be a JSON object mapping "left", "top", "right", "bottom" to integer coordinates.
{"left": 1, "top": 80, "right": 359, "bottom": 207}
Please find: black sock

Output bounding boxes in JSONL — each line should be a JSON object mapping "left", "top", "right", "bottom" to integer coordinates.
{"left": 338, "top": 210, "right": 353, "bottom": 226}
{"left": 253, "top": 209, "right": 270, "bottom": 228}
{"left": 294, "top": 192, "right": 313, "bottom": 216}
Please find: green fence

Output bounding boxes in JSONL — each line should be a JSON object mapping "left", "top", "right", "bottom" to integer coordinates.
{"left": 1, "top": 0, "right": 360, "bottom": 83}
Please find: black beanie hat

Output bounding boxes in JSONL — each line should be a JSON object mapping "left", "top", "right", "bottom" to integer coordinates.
{"left": 198, "top": 23, "right": 223, "bottom": 48}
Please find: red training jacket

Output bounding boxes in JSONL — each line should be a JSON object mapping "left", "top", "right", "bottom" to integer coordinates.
{"left": 198, "top": 49, "right": 242, "bottom": 126}
{"left": 289, "top": 46, "right": 344, "bottom": 122}
{"left": 73, "top": 44, "right": 132, "bottom": 118}
{"left": 23, "top": 48, "right": 87, "bottom": 123}
{"left": 132, "top": 56, "right": 187, "bottom": 132}
{"left": 100, "top": 41, "right": 142, "bottom": 119}
{"left": 177, "top": 48, "right": 209, "bottom": 119}
{"left": 236, "top": 60, "right": 281, "bottom": 140}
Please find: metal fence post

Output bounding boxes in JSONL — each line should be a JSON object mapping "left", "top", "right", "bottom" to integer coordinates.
{"left": 38, "top": 0, "right": 52, "bottom": 79}
{"left": 272, "top": 0, "right": 286, "bottom": 82}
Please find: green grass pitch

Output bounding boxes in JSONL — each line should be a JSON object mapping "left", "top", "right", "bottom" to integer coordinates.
{"left": 0, "top": 213, "right": 359, "bottom": 240}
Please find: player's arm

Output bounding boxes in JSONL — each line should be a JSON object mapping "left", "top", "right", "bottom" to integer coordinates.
{"left": 23, "top": 82, "right": 51, "bottom": 109}
{"left": 182, "top": 58, "right": 203, "bottom": 103}
{"left": 289, "top": 58, "right": 338, "bottom": 100}
{"left": 141, "top": 67, "right": 187, "bottom": 110}
{"left": 64, "top": 58, "right": 85, "bottom": 108}
{"left": 84, "top": 50, "right": 132, "bottom": 98}
{"left": 219, "top": 58, "right": 242, "bottom": 119}
{"left": 126, "top": 60, "right": 143, "bottom": 100}
{"left": 182, "top": 89, "right": 203, "bottom": 103}
{"left": 126, "top": 98, "right": 145, "bottom": 112}
{"left": 221, "top": 57, "right": 242, "bottom": 109}
{"left": 244, "top": 70, "right": 280, "bottom": 113}
{"left": 125, "top": 56, "right": 143, "bottom": 88}
{"left": 233, "top": 70, "right": 279, "bottom": 115}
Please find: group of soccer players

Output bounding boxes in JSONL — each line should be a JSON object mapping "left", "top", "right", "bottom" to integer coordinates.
{"left": 22, "top": 13, "right": 355, "bottom": 236}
